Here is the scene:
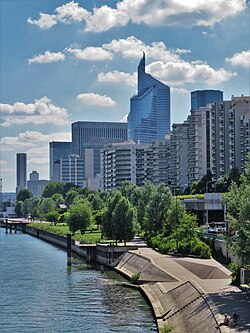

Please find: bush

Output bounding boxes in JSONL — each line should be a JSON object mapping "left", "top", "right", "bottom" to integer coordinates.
{"left": 229, "top": 262, "right": 240, "bottom": 285}
{"left": 131, "top": 272, "right": 141, "bottom": 283}
{"left": 162, "top": 323, "right": 173, "bottom": 333}
{"left": 191, "top": 240, "right": 211, "bottom": 258}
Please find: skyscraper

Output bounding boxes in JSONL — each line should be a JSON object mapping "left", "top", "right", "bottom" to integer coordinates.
{"left": 16, "top": 153, "right": 27, "bottom": 194}
{"left": 72, "top": 121, "right": 127, "bottom": 178}
{"left": 191, "top": 90, "right": 223, "bottom": 110}
{"left": 49, "top": 141, "right": 72, "bottom": 181}
{"left": 128, "top": 53, "right": 170, "bottom": 144}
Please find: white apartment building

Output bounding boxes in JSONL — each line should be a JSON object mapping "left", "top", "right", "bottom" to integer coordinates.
{"left": 101, "top": 141, "right": 148, "bottom": 190}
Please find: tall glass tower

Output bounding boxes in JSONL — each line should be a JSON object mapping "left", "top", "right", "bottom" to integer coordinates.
{"left": 191, "top": 90, "right": 223, "bottom": 110}
{"left": 16, "top": 153, "right": 27, "bottom": 194}
{"left": 128, "top": 53, "right": 170, "bottom": 144}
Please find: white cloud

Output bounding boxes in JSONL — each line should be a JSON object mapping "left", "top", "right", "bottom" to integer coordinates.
{"left": 0, "top": 97, "right": 70, "bottom": 127}
{"left": 98, "top": 71, "right": 137, "bottom": 87}
{"left": 85, "top": 5, "right": 129, "bottom": 32}
{"left": 226, "top": 50, "right": 250, "bottom": 67}
{"left": 146, "top": 60, "right": 237, "bottom": 86}
{"left": 67, "top": 47, "right": 113, "bottom": 60}
{"left": 0, "top": 131, "right": 71, "bottom": 152}
{"left": 77, "top": 93, "right": 116, "bottom": 107}
{"left": 27, "top": 13, "right": 58, "bottom": 29}
{"left": 0, "top": 160, "right": 7, "bottom": 165}
{"left": 55, "top": 1, "right": 89, "bottom": 23}
{"left": 28, "top": 51, "right": 65, "bottom": 64}
{"left": 28, "top": 0, "right": 247, "bottom": 32}
{"left": 120, "top": 114, "right": 128, "bottom": 122}
{"left": 171, "top": 87, "right": 189, "bottom": 94}
{"left": 103, "top": 36, "right": 180, "bottom": 62}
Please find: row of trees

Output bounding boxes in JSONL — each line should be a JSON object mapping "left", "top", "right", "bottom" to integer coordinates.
{"left": 15, "top": 181, "right": 211, "bottom": 256}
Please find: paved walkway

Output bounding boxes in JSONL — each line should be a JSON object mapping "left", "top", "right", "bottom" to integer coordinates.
{"left": 125, "top": 238, "right": 250, "bottom": 333}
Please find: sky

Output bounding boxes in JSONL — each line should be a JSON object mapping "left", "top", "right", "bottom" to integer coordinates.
{"left": 0, "top": 0, "right": 249, "bottom": 192}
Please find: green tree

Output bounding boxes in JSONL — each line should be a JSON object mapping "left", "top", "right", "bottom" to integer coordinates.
{"left": 16, "top": 189, "right": 33, "bottom": 202}
{"left": 112, "top": 196, "right": 137, "bottom": 245}
{"left": 15, "top": 201, "right": 23, "bottom": 217}
{"left": 42, "top": 181, "right": 66, "bottom": 198}
{"left": 45, "top": 211, "right": 60, "bottom": 225}
{"left": 144, "top": 185, "right": 172, "bottom": 236}
{"left": 173, "top": 214, "right": 199, "bottom": 250}
{"left": 102, "top": 191, "right": 122, "bottom": 240}
{"left": 66, "top": 199, "right": 92, "bottom": 235}
{"left": 225, "top": 163, "right": 250, "bottom": 266}
{"left": 38, "top": 197, "right": 56, "bottom": 218}
{"left": 164, "top": 198, "right": 186, "bottom": 236}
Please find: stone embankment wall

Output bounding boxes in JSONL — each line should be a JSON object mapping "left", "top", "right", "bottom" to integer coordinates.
{"left": 115, "top": 252, "right": 220, "bottom": 333}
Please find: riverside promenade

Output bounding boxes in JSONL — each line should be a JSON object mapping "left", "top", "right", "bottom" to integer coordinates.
{"left": 115, "top": 237, "right": 250, "bottom": 333}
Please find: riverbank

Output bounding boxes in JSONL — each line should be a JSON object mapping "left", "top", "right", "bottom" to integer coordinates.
{"left": 2, "top": 222, "right": 249, "bottom": 333}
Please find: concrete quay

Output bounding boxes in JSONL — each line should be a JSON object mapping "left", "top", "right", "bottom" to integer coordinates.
{"left": 114, "top": 238, "right": 250, "bottom": 333}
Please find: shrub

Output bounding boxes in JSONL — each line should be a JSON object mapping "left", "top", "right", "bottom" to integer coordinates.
{"left": 131, "top": 272, "right": 141, "bottom": 283}
{"left": 229, "top": 262, "right": 240, "bottom": 285}
{"left": 162, "top": 323, "right": 173, "bottom": 333}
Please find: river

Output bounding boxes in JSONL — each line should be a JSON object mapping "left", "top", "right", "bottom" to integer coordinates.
{"left": 0, "top": 228, "right": 157, "bottom": 333}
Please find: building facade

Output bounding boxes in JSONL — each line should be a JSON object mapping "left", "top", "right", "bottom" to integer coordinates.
{"left": 49, "top": 141, "right": 72, "bottom": 181}
{"left": 16, "top": 153, "right": 27, "bottom": 194}
{"left": 72, "top": 121, "right": 127, "bottom": 179}
{"left": 191, "top": 90, "right": 223, "bottom": 110}
{"left": 27, "top": 171, "right": 49, "bottom": 197}
{"left": 101, "top": 141, "right": 149, "bottom": 190}
{"left": 128, "top": 53, "right": 170, "bottom": 144}
{"left": 59, "top": 154, "right": 85, "bottom": 187}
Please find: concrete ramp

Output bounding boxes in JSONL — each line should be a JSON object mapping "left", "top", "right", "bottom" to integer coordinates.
{"left": 116, "top": 252, "right": 178, "bottom": 282}
{"left": 174, "top": 259, "right": 229, "bottom": 279}
{"left": 142, "top": 281, "right": 219, "bottom": 333}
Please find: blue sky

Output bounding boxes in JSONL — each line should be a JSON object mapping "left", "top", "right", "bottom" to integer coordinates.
{"left": 0, "top": 0, "right": 249, "bottom": 192}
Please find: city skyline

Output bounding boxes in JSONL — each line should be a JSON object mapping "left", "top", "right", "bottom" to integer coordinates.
{"left": 1, "top": 0, "right": 249, "bottom": 192}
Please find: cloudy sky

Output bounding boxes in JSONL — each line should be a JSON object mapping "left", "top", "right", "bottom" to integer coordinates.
{"left": 0, "top": 0, "right": 249, "bottom": 192}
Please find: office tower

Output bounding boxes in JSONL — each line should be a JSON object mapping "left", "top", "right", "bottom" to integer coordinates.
{"left": 16, "top": 153, "right": 27, "bottom": 194}
{"left": 72, "top": 121, "right": 127, "bottom": 179}
{"left": 49, "top": 141, "right": 72, "bottom": 181}
{"left": 58, "top": 154, "right": 85, "bottom": 187}
{"left": 191, "top": 90, "right": 223, "bottom": 110}
{"left": 27, "top": 171, "right": 48, "bottom": 197}
{"left": 128, "top": 53, "right": 170, "bottom": 144}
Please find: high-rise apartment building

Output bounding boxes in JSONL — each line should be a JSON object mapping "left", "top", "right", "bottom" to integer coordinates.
{"left": 101, "top": 141, "right": 149, "bottom": 190}
{"left": 128, "top": 53, "right": 170, "bottom": 144}
{"left": 49, "top": 141, "right": 72, "bottom": 181}
{"left": 191, "top": 90, "right": 223, "bottom": 110}
{"left": 72, "top": 121, "right": 127, "bottom": 179}
{"left": 169, "top": 122, "right": 189, "bottom": 192}
{"left": 16, "top": 153, "right": 27, "bottom": 194}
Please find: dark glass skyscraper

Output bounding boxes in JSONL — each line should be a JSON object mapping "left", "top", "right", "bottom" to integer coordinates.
{"left": 128, "top": 53, "right": 170, "bottom": 144}
{"left": 49, "top": 142, "right": 72, "bottom": 181}
{"left": 16, "top": 153, "right": 27, "bottom": 194}
{"left": 191, "top": 90, "right": 223, "bottom": 110}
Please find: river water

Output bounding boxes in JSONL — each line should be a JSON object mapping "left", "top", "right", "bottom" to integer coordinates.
{"left": 0, "top": 228, "right": 157, "bottom": 333}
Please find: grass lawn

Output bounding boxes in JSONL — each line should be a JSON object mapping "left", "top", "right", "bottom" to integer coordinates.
{"left": 28, "top": 222, "right": 103, "bottom": 244}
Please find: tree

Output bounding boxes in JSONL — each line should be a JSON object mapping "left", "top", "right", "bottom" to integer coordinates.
{"left": 39, "top": 197, "right": 56, "bottom": 218}
{"left": 144, "top": 185, "right": 172, "bottom": 236}
{"left": 66, "top": 199, "right": 92, "bottom": 235}
{"left": 225, "top": 162, "right": 250, "bottom": 266}
{"left": 173, "top": 214, "right": 199, "bottom": 250}
{"left": 102, "top": 191, "right": 122, "bottom": 240}
{"left": 15, "top": 201, "right": 23, "bottom": 217}
{"left": 164, "top": 198, "right": 186, "bottom": 236}
{"left": 111, "top": 196, "right": 137, "bottom": 245}
{"left": 42, "top": 181, "right": 66, "bottom": 198}
{"left": 16, "top": 189, "right": 33, "bottom": 202}
{"left": 45, "top": 211, "right": 60, "bottom": 225}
